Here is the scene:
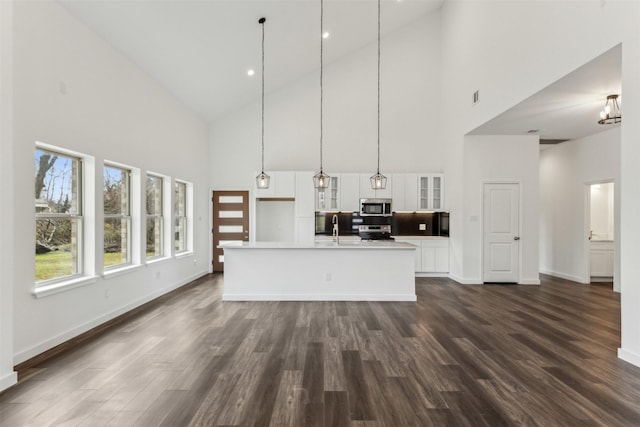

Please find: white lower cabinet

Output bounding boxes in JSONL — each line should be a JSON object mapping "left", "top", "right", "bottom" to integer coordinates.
{"left": 432, "top": 242, "right": 450, "bottom": 273}
{"left": 395, "top": 239, "right": 422, "bottom": 272}
{"left": 395, "top": 238, "right": 449, "bottom": 273}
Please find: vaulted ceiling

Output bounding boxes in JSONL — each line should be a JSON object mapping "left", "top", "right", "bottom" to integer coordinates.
{"left": 59, "top": 0, "right": 445, "bottom": 123}
{"left": 59, "top": 1, "right": 621, "bottom": 143}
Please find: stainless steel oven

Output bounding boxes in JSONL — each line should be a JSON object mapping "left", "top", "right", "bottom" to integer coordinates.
{"left": 359, "top": 198, "right": 392, "bottom": 216}
{"left": 358, "top": 224, "right": 394, "bottom": 241}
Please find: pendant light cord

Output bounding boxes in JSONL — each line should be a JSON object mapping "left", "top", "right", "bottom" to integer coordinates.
{"left": 377, "top": 0, "right": 381, "bottom": 174}
{"left": 320, "top": 0, "right": 324, "bottom": 173}
{"left": 260, "top": 17, "right": 265, "bottom": 173}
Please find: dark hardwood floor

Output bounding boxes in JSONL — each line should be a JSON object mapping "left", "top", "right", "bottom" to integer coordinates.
{"left": 2, "top": 274, "right": 640, "bottom": 426}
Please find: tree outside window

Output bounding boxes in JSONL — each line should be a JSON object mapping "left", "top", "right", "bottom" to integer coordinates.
{"left": 104, "top": 165, "right": 131, "bottom": 268}
{"left": 174, "top": 181, "right": 187, "bottom": 253}
{"left": 35, "top": 148, "right": 82, "bottom": 283}
{"left": 146, "top": 174, "right": 163, "bottom": 258}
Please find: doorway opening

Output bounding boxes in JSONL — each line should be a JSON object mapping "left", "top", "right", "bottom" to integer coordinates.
{"left": 587, "top": 182, "right": 614, "bottom": 285}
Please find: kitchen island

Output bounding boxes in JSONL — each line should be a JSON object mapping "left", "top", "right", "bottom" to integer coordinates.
{"left": 220, "top": 241, "right": 416, "bottom": 301}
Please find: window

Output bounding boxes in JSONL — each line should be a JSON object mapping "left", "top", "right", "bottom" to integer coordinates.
{"left": 174, "top": 181, "right": 187, "bottom": 253}
{"left": 104, "top": 164, "right": 131, "bottom": 268}
{"left": 146, "top": 174, "right": 164, "bottom": 258}
{"left": 35, "top": 148, "right": 83, "bottom": 283}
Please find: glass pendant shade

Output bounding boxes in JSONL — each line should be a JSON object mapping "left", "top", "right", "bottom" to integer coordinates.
{"left": 370, "top": 172, "right": 387, "bottom": 190}
{"left": 256, "top": 171, "right": 270, "bottom": 189}
{"left": 598, "top": 94, "right": 621, "bottom": 125}
{"left": 313, "top": 170, "right": 331, "bottom": 189}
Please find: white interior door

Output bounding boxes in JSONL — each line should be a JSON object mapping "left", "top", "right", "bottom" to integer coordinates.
{"left": 483, "top": 183, "right": 519, "bottom": 283}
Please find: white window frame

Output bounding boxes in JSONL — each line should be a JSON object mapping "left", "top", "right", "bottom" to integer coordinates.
{"left": 103, "top": 163, "right": 132, "bottom": 270}
{"left": 145, "top": 172, "right": 166, "bottom": 260}
{"left": 174, "top": 180, "right": 192, "bottom": 255}
{"left": 34, "top": 142, "right": 97, "bottom": 298}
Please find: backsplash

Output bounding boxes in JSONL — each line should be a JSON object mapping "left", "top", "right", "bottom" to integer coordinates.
{"left": 315, "top": 212, "right": 358, "bottom": 235}
{"left": 315, "top": 211, "right": 449, "bottom": 237}
{"left": 392, "top": 212, "right": 449, "bottom": 237}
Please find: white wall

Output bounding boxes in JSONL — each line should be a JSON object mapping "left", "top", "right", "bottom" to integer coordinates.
{"left": 462, "top": 135, "right": 540, "bottom": 284}
{"left": 0, "top": 0, "right": 18, "bottom": 392}
{"left": 10, "top": 0, "right": 210, "bottom": 367}
{"left": 210, "top": 11, "right": 442, "bottom": 190}
{"left": 539, "top": 127, "right": 621, "bottom": 289}
{"left": 441, "top": 1, "right": 640, "bottom": 366}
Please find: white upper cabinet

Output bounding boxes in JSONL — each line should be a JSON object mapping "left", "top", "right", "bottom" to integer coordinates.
{"left": 418, "top": 174, "right": 445, "bottom": 210}
{"left": 340, "top": 174, "right": 360, "bottom": 212}
{"left": 391, "top": 174, "right": 407, "bottom": 211}
{"left": 392, "top": 174, "right": 418, "bottom": 212}
{"left": 255, "top": 171, "right": 296, "bottom": 198}
{"left": 405, "top": 175, "right": 419, "bottom": 211}
{"left": 307, "top": 171, "right": 444, "bottom": 212}
{"left": 392, "top": 174, "right": 444, "bottom": 212}
{"left": 295, "top": 172, "right": 315, "bottom": 218}
{"left": 316, "top": 173, "right": 361, "bottom": 212}
{"left": 315, "top": 175, "right": 339, "bottom": 211}
{"left": 329, "top": 176, "right": 339, "bottom": 210}
{"left": 432, "top": 174, "right": 444, "bottom": 210}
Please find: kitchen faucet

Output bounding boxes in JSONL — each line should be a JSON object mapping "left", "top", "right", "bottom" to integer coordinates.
{"left": 332, "top": 214, "right": 339, "bottom": 243}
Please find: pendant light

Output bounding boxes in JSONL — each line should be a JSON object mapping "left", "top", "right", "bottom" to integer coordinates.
{"left": 598, "top": 94, "right": 621, "bottom": 125}
{"left": 313, "top": 0, "right": 330, "bottom": 189}
{"left": 255, "top": 17, "right": 270, "bottom": 189}
{"left": 370, "top": 0, "right": 386, "bottom": 190}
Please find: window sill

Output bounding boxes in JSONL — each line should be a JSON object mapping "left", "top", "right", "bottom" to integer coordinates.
{"left": 33, "top": 275, "right": 98, "bottom": 299}
{"left": 145, "top": 256, "right": 172, "bottom": 266}
{"left": 102, "top": 264, "right": 144, "bottom": 280}
{"left": 175, "top": 251, "right": 194, "bottom": 260}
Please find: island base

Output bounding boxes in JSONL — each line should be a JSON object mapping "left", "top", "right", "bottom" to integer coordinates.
{"left": 222, "top": 245, "right": 416, "bottom": 301}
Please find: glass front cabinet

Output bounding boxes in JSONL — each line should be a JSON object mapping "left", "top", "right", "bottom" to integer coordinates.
{"left": 418, "top": 174, "right": 444, "bottom": 211}
{"left": 315, "top": 176, "right": 339, "bottom": 211}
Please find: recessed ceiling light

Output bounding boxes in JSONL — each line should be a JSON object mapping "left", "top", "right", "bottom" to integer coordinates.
{"left": 247, "top": 69, "right": 255, "bottom": 77}
{"left": 322, "top": 31, "right": 330, "bottom": 39}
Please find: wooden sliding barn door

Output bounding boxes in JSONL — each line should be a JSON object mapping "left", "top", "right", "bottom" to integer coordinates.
{"left": 212, "top": 191, "right": 249, "bottom": 272}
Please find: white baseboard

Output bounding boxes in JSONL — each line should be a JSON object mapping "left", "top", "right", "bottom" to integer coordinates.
{"left": 519, "top": 279, "right": 541, "bottom": 285}
{"left": 0, "top": 370, "right": 18, "bottom": 392}
{"left": 222, "top": 293, "right": 417, "bottom": 302}
{"left": 14, "top": 271, "right": 209, "bottom": 365}
{"left": 415, "top": 272, "right": 449, "bottom": 278}
{"left": 618, "top": 347, "right": 640, "bottom": 368}
{"left": 539, "top": 269, "right": 587, "bottom": 284}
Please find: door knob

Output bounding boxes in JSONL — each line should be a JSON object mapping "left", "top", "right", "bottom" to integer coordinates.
{"left": 514, "top": 236, "right": 520, "bottom": 241}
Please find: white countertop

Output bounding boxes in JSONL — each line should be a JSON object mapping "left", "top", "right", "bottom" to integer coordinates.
{"left": 314, "top": 235, "right": 449, "bottom": 241}
{"left": 219, "top": 241, "right": 416, "bottom": 250}
{"left": 393, "top": 236, "right": 449, "bottom": 240}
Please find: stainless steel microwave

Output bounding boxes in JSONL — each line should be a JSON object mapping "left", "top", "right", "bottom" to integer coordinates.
{"left": 360, "top": 198, "right": 392, "bottom": 216}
